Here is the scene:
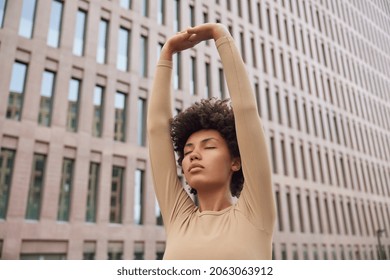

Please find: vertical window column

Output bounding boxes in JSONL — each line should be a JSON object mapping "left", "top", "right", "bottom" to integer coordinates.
{"left": 120, "top": 0, "right": 131, "bottom": 10}
{"left": 73, "top": 9, "right": 87, "bottom": 56}
{"left": 0, "top": 149, "right": 16, "bottom": 219}
{"left": 117, "top": 26, "right": 130, "bottom": 71}
{"left": 114, "top": 91, "right": 127, "bottom": 142}
{"left": 137, "top": 96, "right": 147, "bottom": 146}
{"left": 110, "top": 166, "right": 124, "bottom": 223}
{"left": 97, "top": 19, "right": 108, "bottom": 64}
{"left": 173, "top": 0, "right": 180, "bottom": 32}
{"left": 140, "top": 33, "right": 148, "bottom": 77}
{"left": 18, "top": 0, "right": 37, "bottom": 38}
{"left": 86, "top": 162, "right": 99, "bottom": 222}
{"left": 38, "top": 70, "right": 56, "bottom": 127}
{"left": 190, "top": 56, "right": 197, "bottom": 96}
{"left": 0, "top": 0, "right": 7, "bottom": 28}
{"left": 134, "top": 169, "right": 145, "bottom": 225}
{"left": 157, "top": 0, "right": 165, "bottom": 25}
{"left": 25, "top": 154, "right": 46, "bottom": 220}
{"left": 57, "top": 158, "right": 74, "bottom": 221}
{"left": 47, "top": 0, "right": 63, "bottom": 48}
{"left": 92, "top": 85, "right": 104, "bottom": 137}
{"left": 7, "top": 62, "right": 28, "bottom": 121}
{"left": 66, "top": 78, "right": 81, "bottom": 132}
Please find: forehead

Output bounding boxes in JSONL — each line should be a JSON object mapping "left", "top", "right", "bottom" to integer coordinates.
{"left": 185, "top": 129, "right": 224, "bottom": 144}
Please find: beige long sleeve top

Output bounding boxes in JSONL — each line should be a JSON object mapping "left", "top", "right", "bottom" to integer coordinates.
{"left": 147, "top": 35, "right": 276, "bottom": 260}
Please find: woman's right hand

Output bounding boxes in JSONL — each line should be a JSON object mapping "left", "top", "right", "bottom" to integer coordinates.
{"left": 160, "top": 29, "right": 200, "bottom": 60}
{"left": 159, "top": 23, "right": 231, "bottom": 61}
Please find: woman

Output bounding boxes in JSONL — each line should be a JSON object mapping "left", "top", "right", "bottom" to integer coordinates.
{"left": 147, "top": 23, "right": 276, "bottom": 259}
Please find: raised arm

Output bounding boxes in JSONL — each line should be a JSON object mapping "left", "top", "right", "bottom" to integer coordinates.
{"left": 147, "top": 32, "right": 200, "bottom": 230}
{"left": 187, "top": 24, "right": 276, "bottom": 233}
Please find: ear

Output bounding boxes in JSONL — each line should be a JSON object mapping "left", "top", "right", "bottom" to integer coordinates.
{"left": 231, "top": 157, "right": 241, "bottom": 172}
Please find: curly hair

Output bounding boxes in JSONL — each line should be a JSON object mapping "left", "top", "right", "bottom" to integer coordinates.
{"left": 170, "top": 98, "right": 244, "bottom": 197}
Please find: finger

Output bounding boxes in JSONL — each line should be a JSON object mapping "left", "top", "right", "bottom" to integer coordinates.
{"left": 186, "top": 26, "right": 199, "bottom": 34}
{"left": 187, "top": 34, "right": 198, "bottom": 42}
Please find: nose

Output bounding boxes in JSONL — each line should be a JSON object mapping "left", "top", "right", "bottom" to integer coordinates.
{"left": 190, "top": 151, "right": 201, "bottom": 161}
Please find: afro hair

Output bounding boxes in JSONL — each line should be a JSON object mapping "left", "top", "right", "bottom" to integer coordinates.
{"left": 170, "top": 98, "right": 244, "bottom": 197}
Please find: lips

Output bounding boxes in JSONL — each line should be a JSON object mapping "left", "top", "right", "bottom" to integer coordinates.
{"left": 188, "top": 163, "right": 204, "bottom": 172}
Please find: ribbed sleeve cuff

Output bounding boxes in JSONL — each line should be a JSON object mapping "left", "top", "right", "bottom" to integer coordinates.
{"left": 157, "top": 60, "right": 173, "bottom": 68}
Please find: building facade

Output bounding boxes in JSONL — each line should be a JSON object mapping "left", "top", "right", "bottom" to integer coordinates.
{"left": 0, "top": 0, "right": 389, "bottom": 260}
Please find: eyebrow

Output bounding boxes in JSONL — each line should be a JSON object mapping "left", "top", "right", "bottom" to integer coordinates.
{"left": 184, "top": 137, "right": 218, "bottom": 148}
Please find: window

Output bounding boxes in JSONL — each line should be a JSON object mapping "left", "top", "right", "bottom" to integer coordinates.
{"left": 275, "top": 13, "right": 281, "bottom": 40}
{"left": 227, "top": 0, "right": 231, "bottom": 11}
{"left": 108, "top": 241, "right": 123, "bottom": 260}
{"left": 110, "top": 166, "right": 124, "bottom": 223}
{"left": 270, "top": 136, "right": 277, "bottom": 173}
{"left": 134, "top": 169, "right": 144, "bottom": 225}
{"left": 275, "top": 191, "right": 283, "bottom": 231}
{"left": 137, "top": 98, "right": 146, "bottom": 146}
{"left": 142, "top": 0, "right": 149, "bottom": 17}
{"left": 276, "top": 91, "right": 282, "bottom": 124}
{"left": 97, "top": 19, "right": 108, "bottom": 64}
{"left": 261, "top": 43, "right": 267, "bottom": 73}
{"left": 173, "top": 53, "right": 181, "bottom": 89}
{"left": 155, "top": 199, "right": 163, "bottom": 225}
{"left": 316, "top": 197, "right": 323, "bottom": 233}
{"left": 189, "top": 4, "right": 195, "bottom": 27}
{"left": 18, "top": 0, "right": 37, "bottom": 38}
{"left": 20, "top": 253, "right": 66, "bottom": 260}
{"left": 0, "top": 149, "right": 15, "bottom": 219}
{"left": 205, "top": 62, "right": 211, "bottom": 98}
{"left": 297, "top": 193, "right": 304, "bottom": 232}
{"left": 114, "top": 92, "right": 126, "bottom": 142}
{"left": 266, "top": 87, "right": 272, "bottom": 120}
{"left": 266, "top": 7, "right": 272, "bottom": 35}
{"left": 7, "top": 61, "right": 27, "bottom": 121}
{"left": 157, "top": 0, "right": 165, "bottom": 25}
{"left": 306, "top": 194, "right": 314, "bottom": 233}
{"left": 120, "top": 0, "right": 131, "bottom": 9}
{"left": 251, "top": 37, "right": 257, "bottom": 68}
{"left": 0, "top": 0, "right": 6, "bottom": 28}
{"left": 173, "top": 0, "right": 180, "bottom": 32}
{"left": 237, "top": 0, "right": 242, "bottom": 17}
{"left": 247, "top": 0, "right": 252, "bottom": 23}
{"left": 140, "top": 35, "right": 148, "bottom": 77}
{"left": 57, "top": 158, "right": 74, "bottom": 221}
{"left": 271, "top": 48, "right": 276, "bottom": 77}
{"left": 219, "top": 68, "right": 225, "bottom": 99}
{"left": 67, "top": 78, "right": 81, "bottom": 132}
{"left": 300, "top": 144, "right": 307, "bottom": 179}
{"left": 86, "top": 162, "right": 99, "bottom": 222}
{"left": 47, "top": 0, "right": 63, "bottom": 48}
{"left": 156, "top": 242, "right": 165, "bottom": 260}
{"left": 287, "top": 192, "right": 294, "bottom": 232}
{"left": 26, "top": 154, "right": 46, "bottom": 220}
{"left": 83, "top": 241, "right": 96, "bottom": 260}
{"left": 92, "top": 86, "right": 104, "bottom": 137}
{"left": 239, "top": 32, "right": 246, "bottom": 62}
{"left": 285, "top": 96, "right": 291, "bottom": 127}
{"left": 281, "top": 139, "right": 287, "bottom": 175}
{"left": 73, "top": 10, "right": 87, "bottom": 56}
{"left": 187, "top": 56, "right": 196, "bottom": 96}
{"left": 291, "top": 141, "right": 297, "bottom": 178}
{"left": 254, "top": 82, "right": 260, "bottom": 116}
{"left": 117, "top": 27, "right": 130, "bottom": 71}
{"left": 38, "top": 71, "right": 56, "bottom": 127}
{"left": 257, "top": 2, "right": 262, "bottom": 29}
{"left": 134, "top": 242, "right": 144, "bottom": 260}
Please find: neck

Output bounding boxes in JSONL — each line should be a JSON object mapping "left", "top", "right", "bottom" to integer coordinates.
{"left": 196, "top": 187, "right": 233, "bottom": 212}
